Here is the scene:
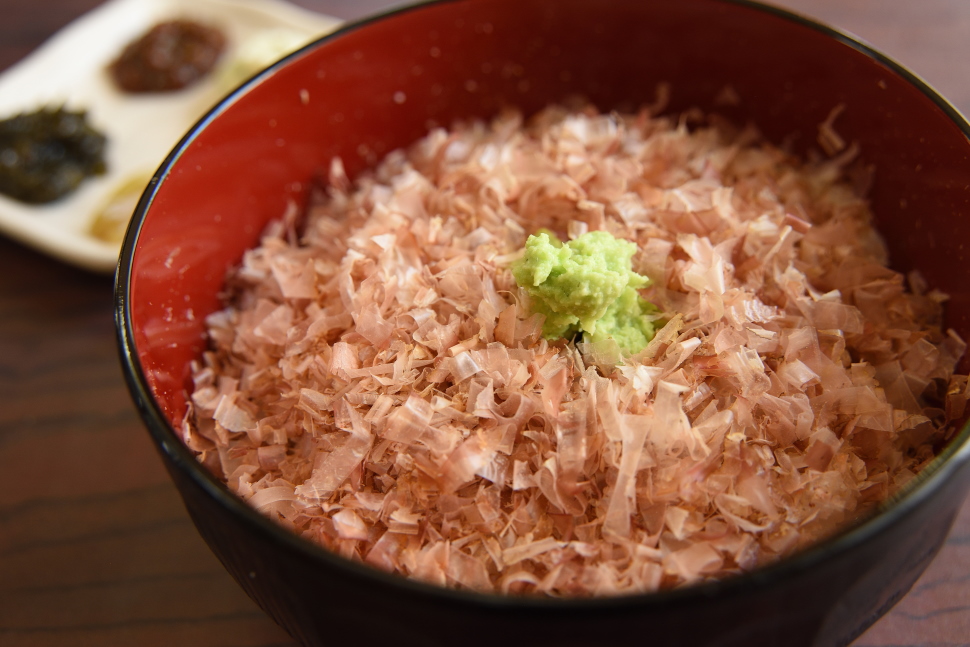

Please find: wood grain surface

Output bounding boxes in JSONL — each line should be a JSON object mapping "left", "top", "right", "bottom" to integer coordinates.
{"left": 0, "top": 1, "right": 967, "bottom": 645}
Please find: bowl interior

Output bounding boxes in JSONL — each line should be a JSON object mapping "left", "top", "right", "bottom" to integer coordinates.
{"left": 123, "top": 0, "right": 970, "bottom": 430}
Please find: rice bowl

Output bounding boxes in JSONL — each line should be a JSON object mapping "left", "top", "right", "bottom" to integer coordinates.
{"left": 116, "top": 0, "right": 970, "bottom": 644}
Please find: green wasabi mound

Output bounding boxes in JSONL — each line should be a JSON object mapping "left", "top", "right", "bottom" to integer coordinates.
{"left": 511, "top": 230, "right": 658, "bottom": 354}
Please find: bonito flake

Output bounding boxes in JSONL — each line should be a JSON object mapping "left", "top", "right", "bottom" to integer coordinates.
{"left": 184, "top": 104, "right": 968, "bottom": 596}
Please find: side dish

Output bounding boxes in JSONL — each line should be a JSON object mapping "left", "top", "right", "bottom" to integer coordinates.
{"left": 0, "top": 106, "right": 107, "bottom": 204}
{"left": 108, "top": 19, "right": 227, "bottom": 93}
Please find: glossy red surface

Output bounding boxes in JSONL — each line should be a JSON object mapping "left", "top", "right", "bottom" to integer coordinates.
{"left": 118, "top": 1, "right": 970, "bottom": 645}
{"left": 129, "top": 0, "right": 970, "bottom": 428}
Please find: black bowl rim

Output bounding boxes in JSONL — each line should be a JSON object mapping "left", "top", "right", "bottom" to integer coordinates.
{"left": 115, "top": 0, "right": 970, "bottom": 612}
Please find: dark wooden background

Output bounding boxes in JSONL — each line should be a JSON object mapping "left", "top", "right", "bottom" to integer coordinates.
{"left": 0, "top": 1, "right": 968, "bottom": 645}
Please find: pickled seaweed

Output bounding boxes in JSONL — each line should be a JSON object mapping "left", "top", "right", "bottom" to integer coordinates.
{"left": 0, "top": 107, "right": 107, "bottom": 204}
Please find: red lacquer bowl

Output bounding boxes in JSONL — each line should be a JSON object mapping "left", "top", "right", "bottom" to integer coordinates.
{"left": 116, "top": 1, "right": 970, "bottom": 645}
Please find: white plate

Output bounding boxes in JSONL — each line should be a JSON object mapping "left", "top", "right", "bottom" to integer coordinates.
{"left": 0, "top": 0, "right": 341, "bottom": 273}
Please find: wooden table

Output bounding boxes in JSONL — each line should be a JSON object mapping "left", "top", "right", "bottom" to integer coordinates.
{"left": 0, "top": 1, "right": 968, "bottom": 645}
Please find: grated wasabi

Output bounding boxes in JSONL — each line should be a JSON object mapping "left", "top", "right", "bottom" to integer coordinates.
{"left": 511, "top": 230, "right": 658, "bottom": 353}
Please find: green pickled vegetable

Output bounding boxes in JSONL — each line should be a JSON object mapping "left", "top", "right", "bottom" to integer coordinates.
{"left": 0, "top": 106, "right": 108, "bottom": 204}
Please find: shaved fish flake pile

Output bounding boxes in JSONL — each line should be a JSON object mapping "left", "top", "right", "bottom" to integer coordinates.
{"left": 184, "top": 104, "right": 969, "bottom": 596}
